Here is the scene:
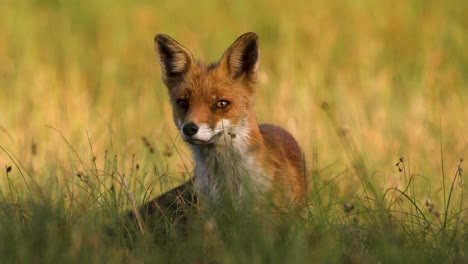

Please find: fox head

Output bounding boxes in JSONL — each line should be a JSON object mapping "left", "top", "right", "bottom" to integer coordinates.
{"left": 154, "top": 33, "right": 260, "bottom": 147}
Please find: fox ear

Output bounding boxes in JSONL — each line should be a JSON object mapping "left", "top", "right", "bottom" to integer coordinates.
{"left": 220, "top": 32, "right": 259, "bottom": 83}
{"left": 154, "top": 34, "right": 194, "bottom": 85}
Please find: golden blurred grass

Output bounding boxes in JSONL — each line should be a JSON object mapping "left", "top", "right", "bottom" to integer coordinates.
{"left": 0, "top": 0, "right": 467, "bottom": 205}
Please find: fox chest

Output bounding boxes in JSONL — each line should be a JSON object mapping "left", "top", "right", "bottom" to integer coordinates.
{"left": 192, "top": 149, "right": 271, "bottom": 202}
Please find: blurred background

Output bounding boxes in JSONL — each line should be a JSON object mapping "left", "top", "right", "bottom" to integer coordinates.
{"left": 0, "top": 0, "right": 467, "bottom": 201}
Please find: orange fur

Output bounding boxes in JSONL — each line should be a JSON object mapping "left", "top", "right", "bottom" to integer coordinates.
{"left": 155, "top": 32, "right": 307, "bottom": 207}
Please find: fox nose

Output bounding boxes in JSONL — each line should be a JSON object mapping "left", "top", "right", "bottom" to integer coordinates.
{"left": 182, "top": 122, "right": 199, "bottom": 136}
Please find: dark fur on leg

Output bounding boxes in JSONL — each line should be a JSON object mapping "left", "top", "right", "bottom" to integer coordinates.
{"left": 128, "top": 180, "right": 198, "bottom": 232}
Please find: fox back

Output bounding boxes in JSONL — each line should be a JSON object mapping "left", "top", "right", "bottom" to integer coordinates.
{"left": 155, "top": 32, "right": 306, "bottom": 207}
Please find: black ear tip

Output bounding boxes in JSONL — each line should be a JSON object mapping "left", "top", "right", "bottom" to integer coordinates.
{"left": 238, "top": 32, "right": 259, "bottom": 44}
{"left": 239, "top": 32, "right": 259, "bottom": 51}
{"left": 241, "top": 32, "right": 258, "bottom": 40}
{"left": 239, "top": 32, "right": 258, "bottom": 45}
{"left": 154, "top": 33, "right": 171, "bottom": 44}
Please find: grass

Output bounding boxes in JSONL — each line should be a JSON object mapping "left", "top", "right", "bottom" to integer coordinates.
{"left": 0, "top": 0, "right": 467, "bottom": 263}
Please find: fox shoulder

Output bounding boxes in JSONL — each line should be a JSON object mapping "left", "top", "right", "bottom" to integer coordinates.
{"left": 259, "top": 124, "right": 303, "bottom": 169}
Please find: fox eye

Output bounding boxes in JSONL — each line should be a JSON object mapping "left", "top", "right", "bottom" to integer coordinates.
{"left": 216, "top": 100, "right": 230, "bottom": 109}
{"left": 176, "top": 99, "right": 188, "bottom": 110}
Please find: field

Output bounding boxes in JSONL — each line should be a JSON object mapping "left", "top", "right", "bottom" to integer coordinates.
{"left": 0, "top": 0, "right": 467, "bottom": 262}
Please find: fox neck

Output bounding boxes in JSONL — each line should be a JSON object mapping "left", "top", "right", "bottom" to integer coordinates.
{"left": 191, "top": 115, "right": 271, "bottom": 204}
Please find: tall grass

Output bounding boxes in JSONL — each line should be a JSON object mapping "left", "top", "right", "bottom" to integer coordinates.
{"left": 0, "top": 0, "right": 467, "bottom": 262}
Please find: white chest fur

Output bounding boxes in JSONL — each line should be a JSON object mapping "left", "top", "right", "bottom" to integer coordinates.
{"left": 191, "top": 127, "right": 271, "bottom": 204}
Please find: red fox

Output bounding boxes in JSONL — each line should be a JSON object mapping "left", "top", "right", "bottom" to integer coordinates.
{"left": 151, "top": 32, "right": 307, "bottom": 209}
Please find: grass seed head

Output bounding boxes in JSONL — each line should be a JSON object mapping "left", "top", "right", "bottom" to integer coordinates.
{"left": 344, "top": 202, "right": 355, "bottom": 213}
